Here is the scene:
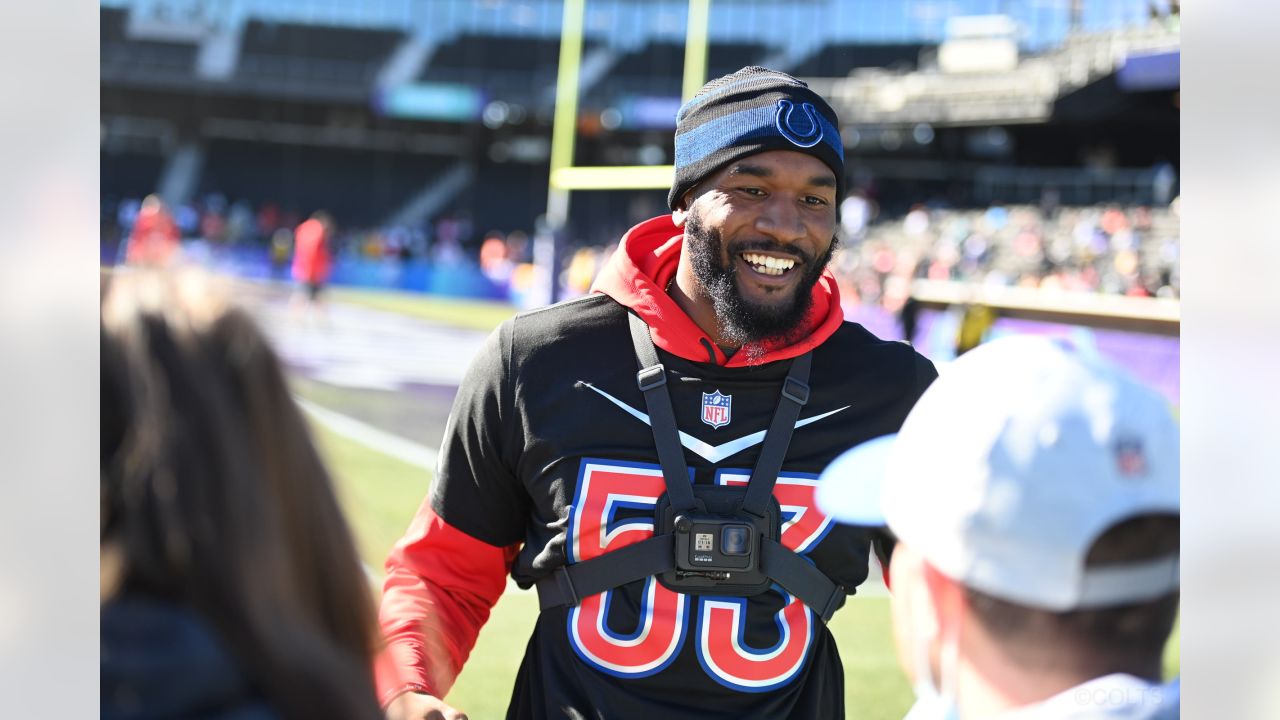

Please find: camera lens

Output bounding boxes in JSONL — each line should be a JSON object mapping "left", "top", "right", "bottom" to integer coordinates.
{"left": 721, "top": 526, "right": 749, "bottom": 555}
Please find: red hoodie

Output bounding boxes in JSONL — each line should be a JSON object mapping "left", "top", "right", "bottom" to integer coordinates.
{"left": 376, "top": 215, "right": 846, "bottom": 705}
{"left": 591, "top": 215, "right": 844, "bottom": 366}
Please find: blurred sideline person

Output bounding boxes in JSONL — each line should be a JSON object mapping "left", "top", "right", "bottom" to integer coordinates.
{"left": 125, "top": 194, "right": 181, "bottom": 266}
{"left": 817, "top": 336, "right": 1179, "bottom": 718}
{"left": 101, "top": 270, "right": 382, "bottom": 720}
{"left": 378, "top": 67, "right": 938, "bottom": 720}
{"left": 271, "top": 226, "right": 295, "bottom": 279}
{"left": 291, "top": 211, "right": 334, "bottom": 322}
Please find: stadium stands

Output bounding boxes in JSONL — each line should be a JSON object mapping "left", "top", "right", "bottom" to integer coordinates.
{"left": 419, "top": 33, "right": 568, "bottom": 104}
{"left": 101, "top": 150, "right": 167, "bottom": 202}
{"left": 595, "top": 41, "right": 687, "bottom": 100}
{"left": 198, "top": 140, "right": 456, "bottom": 228}
{"left": 706, "top": 42, "right": 774, "bottom": 80}
{"left": 100, "top": 0, "right": 1178, "bottom": 314}
{"left": 789, "top": 42, "right": 929, "bottom": 76}
{"left": 836, "top": 203, "right": 1179, "bottom": 313}
{"left": 101, "top": 6, "right": 200, "bottom": 81}
{"left": 464, "top": 161, "right": 552, "bottom": 237}
{"left": 234, "top": 20, "right": 404, "bottom": 99}
{"left": 811, "top": 22, "right": 1179, "bottom": 127}
{"left": 584, "top": 40, "right": 772, "bottom": 108}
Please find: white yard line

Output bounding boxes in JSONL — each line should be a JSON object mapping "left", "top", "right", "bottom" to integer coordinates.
{"left": 294, "top": 396, "right": 437, "bottom": 583}
{"left": 295, "top": 396, "right": 439, "bottom": 472}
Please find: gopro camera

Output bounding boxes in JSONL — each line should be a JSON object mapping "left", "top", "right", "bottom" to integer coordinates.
{"left": 674, "top": 515, "right": 757, "bottom": 575}
{"left": 655, "top": 485, "right": 778, "bottom": 596}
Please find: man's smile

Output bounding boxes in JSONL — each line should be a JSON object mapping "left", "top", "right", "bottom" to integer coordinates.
{"left": 732, "top": 245, "right": 810, "bottom": 295}
{"left": 739, "top": 251, "right": 799, "bottom": 277}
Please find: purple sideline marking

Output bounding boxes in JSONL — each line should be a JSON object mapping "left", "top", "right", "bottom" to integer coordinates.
{"left": 844, "top": 304, "right": 1180, "bottom": 406}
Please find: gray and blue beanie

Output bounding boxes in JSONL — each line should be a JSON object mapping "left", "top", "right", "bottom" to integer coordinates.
{"left": 669, "top": 66, "right": 845, "bottom": 211}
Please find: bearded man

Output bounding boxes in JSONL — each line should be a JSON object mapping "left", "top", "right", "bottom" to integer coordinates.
{"left": 379, "top": 67, "right": 938, "bottom": 720}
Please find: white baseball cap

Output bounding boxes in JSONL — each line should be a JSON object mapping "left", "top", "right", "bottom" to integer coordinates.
{"left": 817, "top": 336, "right": 1179, "bottom": 611}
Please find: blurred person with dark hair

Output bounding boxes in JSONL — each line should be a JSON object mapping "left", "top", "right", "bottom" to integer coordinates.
{"left": 290, "top": 211, "right": 335, "bottom": 322}
{"left": 125, "top": 194, "right": 181, "bottom": 266}
{"left": 101, "top": 270, "right": 382, "bottom": 720}
{"left": 818, "top": 336, "right": 1179, "bottom": 718}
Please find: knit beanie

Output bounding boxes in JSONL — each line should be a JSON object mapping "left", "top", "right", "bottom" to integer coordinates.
{"left": 668, "top": 66, "right": 845, "bottom": 211}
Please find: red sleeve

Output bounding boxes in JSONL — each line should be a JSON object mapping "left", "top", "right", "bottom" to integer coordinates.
{"left": 375, "top": 501, "right": 520, "bottom": 706}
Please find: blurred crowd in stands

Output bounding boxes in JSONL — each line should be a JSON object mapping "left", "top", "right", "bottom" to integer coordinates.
{"left": 105, "top": 190, "right": 1180, "bottom": 313}
{"left": 554, "top": 196, "right": 1182, "bottom": 311}
{"left": 104, "top": 193, "right": 479, "bottom": 272}
{"left": 831, "top": 195, "right": 1181, "bottom": 313}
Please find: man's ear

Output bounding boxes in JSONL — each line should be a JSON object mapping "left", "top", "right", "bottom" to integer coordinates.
{"left": 671, "top": 190, "right": 695, "bottom": 227}
{"left": 922, "top": 561, "right": 965, "bottom": 638}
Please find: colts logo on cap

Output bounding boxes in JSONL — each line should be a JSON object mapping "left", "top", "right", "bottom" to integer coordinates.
{"left": 775, "top": 99, "right": 823, "bottom": 148}
{"left": 701, "top": 391, "right": 732, "bottom": 429}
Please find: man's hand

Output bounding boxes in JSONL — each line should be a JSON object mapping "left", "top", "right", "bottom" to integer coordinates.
{"left": 385, "top": 691, "right": 468, "bottom": 720}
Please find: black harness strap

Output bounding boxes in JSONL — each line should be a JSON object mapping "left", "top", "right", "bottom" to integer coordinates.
{"left": 535, "top": 315, "right": 695, "bottom": 611}
{"left": 761, "top": 539, "right": 847, "bottom": 622}
{"left": 536, "top": 313, "right": 843, "bottom": 622}
{"left": 740, "top": 352, "right": 810, "bottom": 518}
{"left": 536, "top": 535, "right": 675, "bottom": 610}
{"left": 627, "top": 313, "right": 697, "bottom": 514}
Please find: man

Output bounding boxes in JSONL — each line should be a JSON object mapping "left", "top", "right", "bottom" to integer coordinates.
{"left": 125, "top": 194, "right": 181, "bottom": 266}
{"left": 816, "top": 336, "right": 1180, "bottom": 718}
{"left": 290, "top": 211, "right": 334, "bottom": 321}
{"left": 379, "top": 67, "right": 937, "bottom": 720}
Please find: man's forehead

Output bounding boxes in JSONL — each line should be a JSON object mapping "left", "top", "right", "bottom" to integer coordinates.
{"left": 721, "top": 152, "right": 837, "bottom": 187}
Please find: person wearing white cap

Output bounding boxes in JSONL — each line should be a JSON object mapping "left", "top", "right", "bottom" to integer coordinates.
{"left": 816, "top": 336, "right": 1180, "bottom": 719}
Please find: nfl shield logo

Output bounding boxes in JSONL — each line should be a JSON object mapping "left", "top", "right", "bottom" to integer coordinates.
{"left": 701, "top": 391, "right": 732, "bottom": 429}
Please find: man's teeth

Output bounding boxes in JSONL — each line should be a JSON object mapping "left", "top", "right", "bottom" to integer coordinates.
{"left": 742, "top": 253, "right": 796, "bottom": 276}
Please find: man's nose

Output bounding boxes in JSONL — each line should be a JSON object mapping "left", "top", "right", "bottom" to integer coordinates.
{"left": 754, "top": 195, "right": 806, "bottom": 245}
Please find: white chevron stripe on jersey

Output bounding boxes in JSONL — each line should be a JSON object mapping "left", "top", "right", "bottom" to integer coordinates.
{"left": 579, "top": 382, "right": 850, "bottom": 464}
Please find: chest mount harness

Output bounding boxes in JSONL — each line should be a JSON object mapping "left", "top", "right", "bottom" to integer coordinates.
{"left": 536, "top": 313, "right": 849, "bottom": 623}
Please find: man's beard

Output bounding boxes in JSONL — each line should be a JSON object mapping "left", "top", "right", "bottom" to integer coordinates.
{"left": 685, "top": 210, "right": 837, "bottom": 348}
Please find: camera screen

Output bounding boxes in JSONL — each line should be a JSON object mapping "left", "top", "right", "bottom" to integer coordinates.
{"left": 721, "top": 526, "right": 750, "bottom": 556}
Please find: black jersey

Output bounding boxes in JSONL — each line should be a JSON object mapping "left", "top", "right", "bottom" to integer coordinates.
{"left": 432, "top": 293, "right": 934, "bottom": 719}
{"left": 380, "top": 216, "right": 937, "bottom": 719}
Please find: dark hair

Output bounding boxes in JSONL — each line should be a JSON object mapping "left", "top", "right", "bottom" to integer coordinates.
{"left": 964, "top": 515, "right": 1179, "bottom": 679}
{"left": 101, "top": 270, "right": 381, "bottom": 719}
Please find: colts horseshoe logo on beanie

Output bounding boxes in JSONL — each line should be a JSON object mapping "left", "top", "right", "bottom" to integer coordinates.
{"left": 775, "top": 100, "right": 823, "bottom": 148}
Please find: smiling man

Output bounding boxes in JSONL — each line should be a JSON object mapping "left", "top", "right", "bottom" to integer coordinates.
{"left": 379, "top": 67, "right": 938, "bottom": 720}
{"left": 674, "top": 151, "right": 840, "bottom": 353}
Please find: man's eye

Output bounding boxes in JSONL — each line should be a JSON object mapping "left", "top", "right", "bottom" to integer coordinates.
{"left": 804, "top": 196, "right": 829, "bottom": 206}
{"left": 738, "top": 187, "right": 765, "bottom": 197}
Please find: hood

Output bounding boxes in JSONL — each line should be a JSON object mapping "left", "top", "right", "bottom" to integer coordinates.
{"left": 591, "top": 215, "right": 843, "bottom": 367}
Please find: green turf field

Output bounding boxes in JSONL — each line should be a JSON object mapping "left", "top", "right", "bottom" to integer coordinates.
{"left": 310, "top": 419, "right": 1180, "bottom": 718}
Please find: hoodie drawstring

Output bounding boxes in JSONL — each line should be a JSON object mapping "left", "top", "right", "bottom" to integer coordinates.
{"left": 699, "top": 337, "right": 718, "bottom": 365}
